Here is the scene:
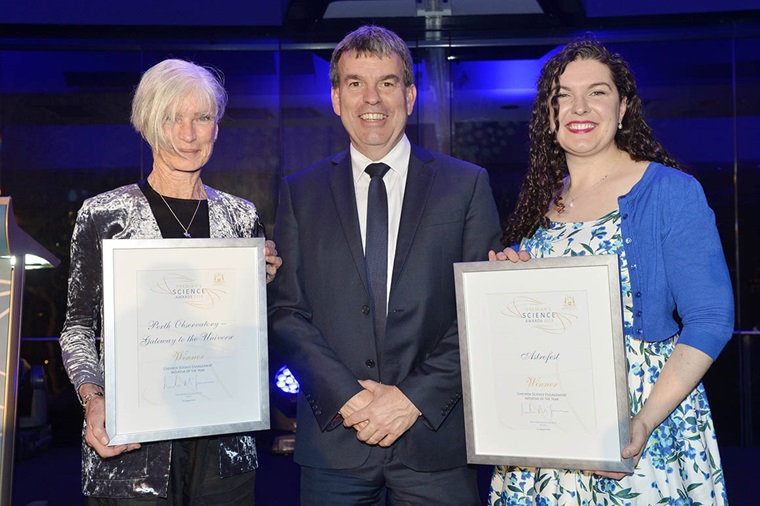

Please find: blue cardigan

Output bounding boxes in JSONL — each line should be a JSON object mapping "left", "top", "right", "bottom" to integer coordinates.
{"left": 618, "top": 162, "right": 734, "bottom": 360}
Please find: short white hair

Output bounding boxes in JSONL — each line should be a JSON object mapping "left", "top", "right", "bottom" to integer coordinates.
{"left": 130, "top": 58, "right": 227, "bottom": 151}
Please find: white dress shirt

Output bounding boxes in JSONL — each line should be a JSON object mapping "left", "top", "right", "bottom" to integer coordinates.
{"left": 351, "top": 135, "right": 411, "bottom": 308}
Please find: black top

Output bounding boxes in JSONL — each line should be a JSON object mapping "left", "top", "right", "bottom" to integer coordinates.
{"left": 139, "top": 179, "right": 210, "bottom": 238}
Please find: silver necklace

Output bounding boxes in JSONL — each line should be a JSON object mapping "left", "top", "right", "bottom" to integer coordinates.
{"left": 156, "top": 192, "right": 202, "bottom": 238}
{"left": 557, "top": 152, "right": 624, "bottom": 215}
{"left": 565, "top": 173, "right": 609, "bottom": 210}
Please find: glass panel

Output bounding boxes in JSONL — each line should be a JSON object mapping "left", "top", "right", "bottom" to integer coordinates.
{"left": 279, "top": 48, "right": 346, "bottom": 179}
{"left": 413, "top": 46, "right": 449, "bottom": 154}
{"left": 735, "top": 36, "right": 760, "bottom": 446}
{"left": 0, "top": 49, "right": 143, "bottom": 341}
{"left": 736, "top": 37, "right": 760, "bottom": 331}
{"left": 451, "top": 55, "right": 541, "bottom": 221}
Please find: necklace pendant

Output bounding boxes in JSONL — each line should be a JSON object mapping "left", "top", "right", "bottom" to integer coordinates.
{"left": 156, "top": 189, "right": 202, "bottom": 240}
{"left": 569, "top": 201, "right": 575, "bottom": 208}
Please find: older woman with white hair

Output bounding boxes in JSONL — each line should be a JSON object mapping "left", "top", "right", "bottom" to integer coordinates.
{"left": 60, "top": 58, "right": 281, "bottom": 505}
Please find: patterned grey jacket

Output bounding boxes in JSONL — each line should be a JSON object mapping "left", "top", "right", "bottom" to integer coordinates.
{"left": 60, "top": 183, "right": 260, "bottom": 498}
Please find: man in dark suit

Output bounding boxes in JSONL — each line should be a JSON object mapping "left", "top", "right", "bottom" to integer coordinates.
{"left": 268, "top": 25, "right": 502, "bottom": 505}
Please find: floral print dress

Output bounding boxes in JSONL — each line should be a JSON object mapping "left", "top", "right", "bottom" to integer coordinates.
{"left": 488, "top": 210, "right": 728, "bottom": 506}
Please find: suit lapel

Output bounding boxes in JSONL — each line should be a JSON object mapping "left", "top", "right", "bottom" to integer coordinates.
{"left": 391, "top": 146, "right": 435, "bottom": 287}
{"left": 328, "top": 152, "right": 369, "bottom": 290}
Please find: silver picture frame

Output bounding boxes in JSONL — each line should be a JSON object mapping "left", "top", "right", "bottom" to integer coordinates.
{"left": 454, "top": 255, "right": 633, "bottom": 473}
{"left": 102, "top": 238, "right": 270, "bottom": 445}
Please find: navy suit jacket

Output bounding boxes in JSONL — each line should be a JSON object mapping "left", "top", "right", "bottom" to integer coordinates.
{"left": 267, "top": 144, "right": 502, "bottom": 471}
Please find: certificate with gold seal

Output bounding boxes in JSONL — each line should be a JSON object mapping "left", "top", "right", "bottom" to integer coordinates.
{"left": 454, "top": 255, "right": 632, "bottom": 473}
{"left": 102, "top": 238, "right": 269, "bottom": 445}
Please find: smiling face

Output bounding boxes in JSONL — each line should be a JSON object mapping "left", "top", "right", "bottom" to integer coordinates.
{"left": 153, "top": 92, "right": 218, "bottom": 176}
{"left": 552, "top": 58, "right": 627, "bottom": 160}
{"left": 331, "top": 51, "right": 417, "bottom": 161}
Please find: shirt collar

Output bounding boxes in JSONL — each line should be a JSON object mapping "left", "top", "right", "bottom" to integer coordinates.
{"left": 351, "top": 135, "right": 411, "bottom": 184}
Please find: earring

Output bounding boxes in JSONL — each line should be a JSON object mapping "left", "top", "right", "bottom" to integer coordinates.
{"left": 618, "top": 121, "right": 623, "bottom": 130}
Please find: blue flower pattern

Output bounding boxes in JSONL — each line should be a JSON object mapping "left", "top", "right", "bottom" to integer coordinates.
{"left": 489, "top": 210, "right": 727, "bottom": 505}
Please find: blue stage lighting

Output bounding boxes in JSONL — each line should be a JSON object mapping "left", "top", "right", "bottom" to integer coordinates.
{"left": 275, "top": 366, "right": 300, "bottom": 394}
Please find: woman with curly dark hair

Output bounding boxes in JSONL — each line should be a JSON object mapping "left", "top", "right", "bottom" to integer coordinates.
{"left": 488, "top": 39, "right": 733, "bottom": 505}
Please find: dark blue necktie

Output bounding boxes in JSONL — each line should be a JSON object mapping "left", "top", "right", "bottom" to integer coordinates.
{"left": 365, "top": 162, "right": 390, "bottom": 365}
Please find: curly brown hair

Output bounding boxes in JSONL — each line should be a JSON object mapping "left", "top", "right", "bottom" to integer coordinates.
{"left": 501, "top": 38, "right": 684, "bottom": 247}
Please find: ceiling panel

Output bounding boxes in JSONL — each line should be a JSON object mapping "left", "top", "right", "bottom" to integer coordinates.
{"left": 0, "top": 0, "right": 290, "bottom": 26}
{"left": 582, "top": 0, "right": 758, "bottom": 17}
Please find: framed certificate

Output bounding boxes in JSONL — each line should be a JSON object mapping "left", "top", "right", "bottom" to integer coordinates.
{"left": 454, "top": 255, "right": 632, "bottom": 473}
{"left": 102, "top": 238, "right": 270, "bottom": 445}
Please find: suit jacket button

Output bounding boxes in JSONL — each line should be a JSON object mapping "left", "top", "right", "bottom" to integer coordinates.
{"left": 365, "top": 359, "right": 376, "bottom": 368}
{"left": 361, "top": 305, "right": 370, "bottom": 315}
